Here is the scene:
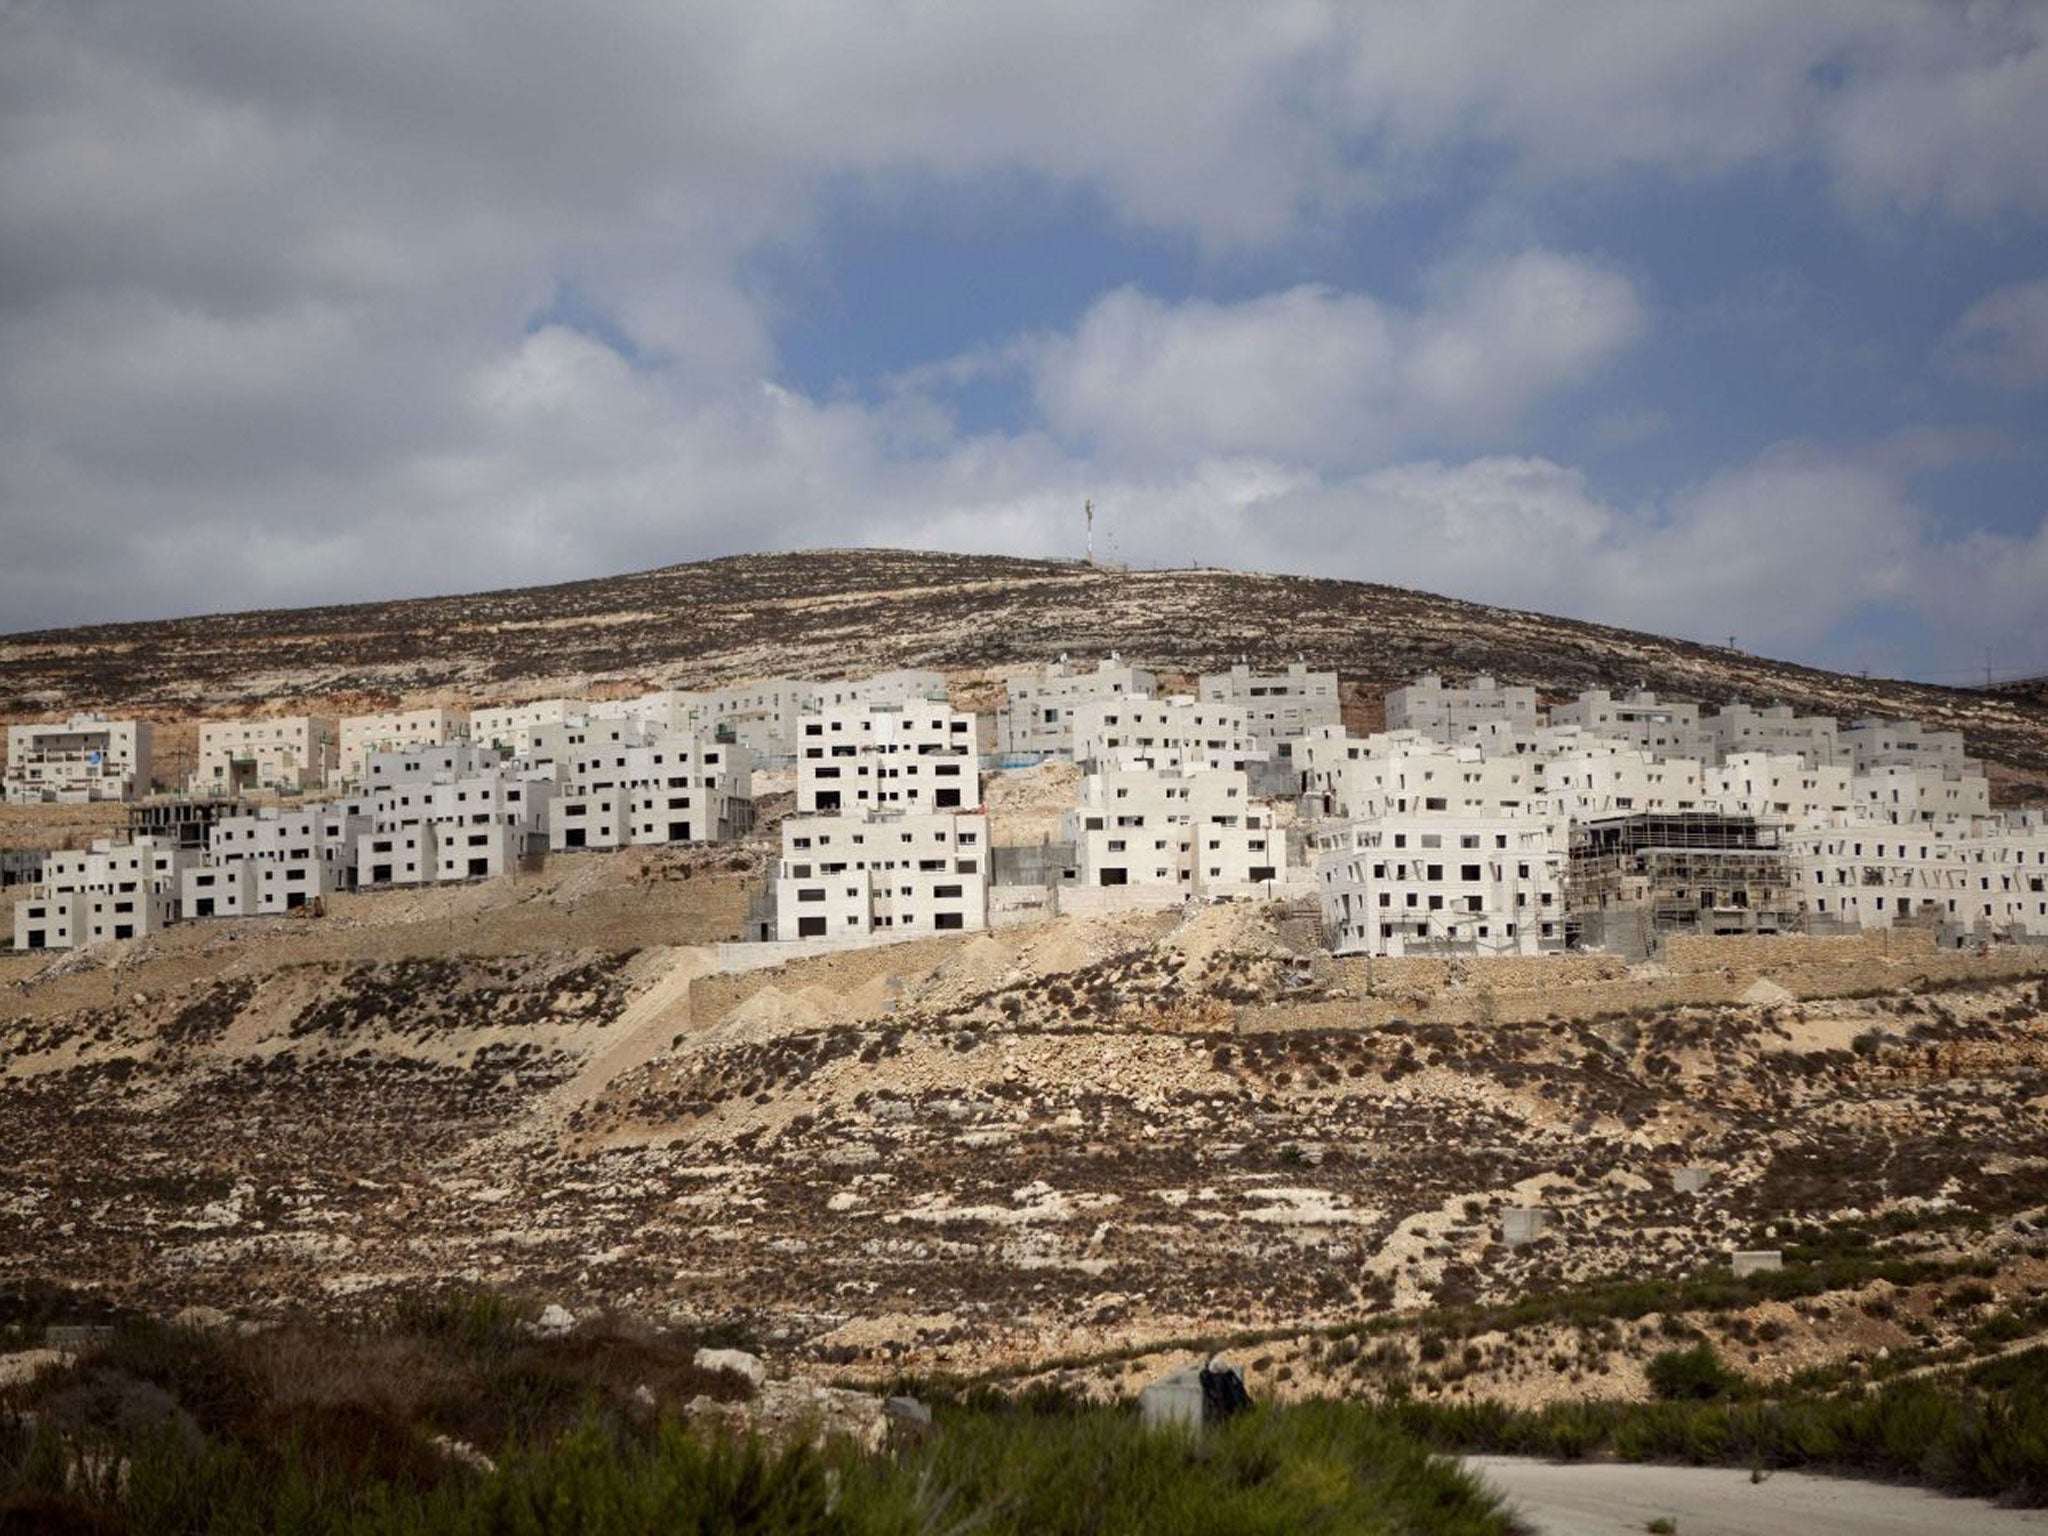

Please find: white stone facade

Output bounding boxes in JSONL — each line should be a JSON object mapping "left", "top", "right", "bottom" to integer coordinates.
{"left": 1384, "top": 674, "right": 1539, "bottom": 744}
{"left": 796, "top": 702, "right": 980, "bottom": 815}
{"left": 1067, "top": 695, "right": 1260, "bottom": 773}
{"left": 1198, "top": 661, "right": 1341, "bottom": 743}
{"left": 192, "top": 716, "right": 337, "bottom": 796}
{"left": 11, "top": 836, "right": 194, "bottom": 950}
{"left": 551, "top": 732, "right": 753, "bottom": 851}
{"left": 775, "top": 810, "right": 989, "bottom": 939}
{"left": 1317, "top": 815, "right": 1567, "bottom": 956}
{"left": 1705, "top": 703, "right": 1842, "bottom": 768}
{"left": 338, "top": 708, "right": 468, "bottom": 783}
{"left": 1062, "top": 764, "right": 1284, "bottom": 896}
{"left": 1549, "top": 690, "right": 1708, "bottom": 762}
{"left": 997, "top": 656, "right": 1157, "bottom": 759}
{"left": 5, "top": 715, "right": 153, "bottom": 804}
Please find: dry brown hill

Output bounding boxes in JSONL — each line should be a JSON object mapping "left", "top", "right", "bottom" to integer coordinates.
{"left": 3, "top": 549, "right": 2046, "bottom": 779}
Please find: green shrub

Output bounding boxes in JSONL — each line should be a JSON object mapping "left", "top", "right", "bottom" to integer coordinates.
{"left": 1645, "top": 1344, "right": 1738, "bottom": 1403}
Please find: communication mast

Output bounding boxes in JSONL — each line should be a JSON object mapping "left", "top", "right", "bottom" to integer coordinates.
{"left": 1085, "top": 499, "right": 1095, "bottom": 565}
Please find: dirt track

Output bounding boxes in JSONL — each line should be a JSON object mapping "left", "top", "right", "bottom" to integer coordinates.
{"left": 1466, "top": 1455, "right": 2048, "bottom": 1535}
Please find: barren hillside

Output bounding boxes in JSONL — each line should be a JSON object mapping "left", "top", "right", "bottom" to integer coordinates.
{"left": 4, "top": 549, "right": 2046, "bottom": 780}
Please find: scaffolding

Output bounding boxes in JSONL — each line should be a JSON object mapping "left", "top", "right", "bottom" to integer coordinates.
{"left": 1565, "top": 812, "right": 1802, "bottom": 957}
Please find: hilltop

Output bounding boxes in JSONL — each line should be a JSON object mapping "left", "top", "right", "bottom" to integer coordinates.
{"left": 4, "top": 548, "right": 2046, "bottom": 782}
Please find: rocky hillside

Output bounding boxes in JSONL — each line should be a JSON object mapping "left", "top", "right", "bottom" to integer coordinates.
{"left": 4, "top": 549, "right": 2046, "bottom": 777}
{"left": 7, "top": 868, "right": 2048, "bottom": 1398}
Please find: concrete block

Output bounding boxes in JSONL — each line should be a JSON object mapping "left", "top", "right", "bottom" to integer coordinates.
{"left": 1140, "top": 1363, "right": 1207, "bottom": 1431}
{"left": 1731, "top": 1249, "right": 1783, "bottom": 1277}
{"left": 1503, "top": 1207, "right": 1553, "bottom": 1247}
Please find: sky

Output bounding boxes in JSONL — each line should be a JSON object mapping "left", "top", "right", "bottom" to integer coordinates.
{"left": 3, "top": 3, "right": 2047, "bottom": 683}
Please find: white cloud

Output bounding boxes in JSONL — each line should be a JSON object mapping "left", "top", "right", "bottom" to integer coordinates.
{"left": 1028, "top": 252, "right": 1644, "bottom": 466}
{"left": 2, "top": 0, "right": 2045, "bottom": 683}
{"left": 1941, "top": 274, "right": 2048, "bottom": 388}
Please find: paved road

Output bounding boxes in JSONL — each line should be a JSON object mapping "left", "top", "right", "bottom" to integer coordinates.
{"left": 1465, "top": 1455, "right": 2048, "bottom": 1536}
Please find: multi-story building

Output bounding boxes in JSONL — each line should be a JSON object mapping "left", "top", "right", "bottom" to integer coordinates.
{"left": 550, "top": 732, "right": 753, "bottom": 851}
{"left": 11, "top": 836, "right": 195, "bottom": 950}
{"left": 1298, "top": 734, "right": 1541, "bottom": 821}
{"left": 469, "top": 699, "right": 582, "bottom": 751}
{"left": 183, "top": 804, "right": 368, "bottom": 916}
{"left": 338, "top": 708, "right": 468, "bottom": 783}
{"left": 773, "top": 810, "right": 989, "bottom": 940}
{"left": 1706, "top": 753, "right": 1854, "bottom": 824}
{"left": 1198, "top": 661, "right": 1341, "bottom": 742}
{"left": 1067, "top": 695, "right": 1260, "bottom": 773}
{"left": 1317, "top": 815, "right": 1565, "bottom": 957}
{"left": 1549, "top": 689, "right": 1708, "bottom": 763}
{"left": 4, "top": 715, "right": 153, "bottom": 803}
{"left": 354, "top": 751, "right": 551, "bottom": 887}
{"left": 997, "top": 655, "right": 1157, "bottom": 760}
{"left": 1843, "top": 718, "right": 1973, "bottom": 776}
{"left": 1539, "top": 748, "right": 1708, "bottom": 820}
{"left": 1704, "top": 703, "right": 1842, "bottom": 768}
{"left": 1850, "top": 764, "right": 1991, "bottom": 827}
{"left": 796, "top": 702, "right": 980, "bottom": 815}
{"left": 678, "top": 679, "right": 817, "bottom": 761}
{"left": 1062, "top": 765, "right": 1284, "bottom": 896}
{"left": 1384, "top": 674, "right": 1539, "bottom": 746}
{"left": 191, "top": 716, "right": 336, "bottom": 796}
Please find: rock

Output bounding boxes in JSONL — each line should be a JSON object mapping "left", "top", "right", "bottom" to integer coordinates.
{"left": 694, "top": 1346, "right": 768, "bottom": 1387}
{"left": 529, "top": 1303, "right": 577, "bottom": 1338}
{"left": 173, "top": 1305, "right": 232, "bottom": 1331}
{"left": 883, "top": 1394, "right": 935, "bottom": 1444}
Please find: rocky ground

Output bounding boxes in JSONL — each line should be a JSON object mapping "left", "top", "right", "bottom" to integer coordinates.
{"left": 4, "top": 549, "right": 2046, "bottom": 789}
{"left": 6, "top": 822, "right": 2048, "bottom": 1410}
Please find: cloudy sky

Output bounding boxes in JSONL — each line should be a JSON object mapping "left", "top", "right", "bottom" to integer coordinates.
{"left": 4, "top": 2, "right": 2047, "bottom": 681}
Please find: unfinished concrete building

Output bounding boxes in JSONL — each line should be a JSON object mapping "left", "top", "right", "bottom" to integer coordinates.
{"left": 796, "top": 701, "right": 981, "bottom": 816}
{"left": 1565, "top": 812, "right": 1801, "bottom": 956}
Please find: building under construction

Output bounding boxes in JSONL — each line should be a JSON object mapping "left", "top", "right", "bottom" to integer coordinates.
{"left": 1565, "top": 811, "right": 1802, "bottom": 958}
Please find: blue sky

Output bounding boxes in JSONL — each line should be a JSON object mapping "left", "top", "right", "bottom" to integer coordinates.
{"left": 3, "top": 3, "right": 2046, "bottom": 683}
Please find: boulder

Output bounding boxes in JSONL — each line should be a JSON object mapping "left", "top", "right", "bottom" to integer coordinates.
{"left": 694, "top": 1346, "right": 768, "bottom": 1387}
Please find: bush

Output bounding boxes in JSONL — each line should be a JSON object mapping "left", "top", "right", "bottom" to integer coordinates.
{"left": 1646, "top": 1344, "right": 1738, "bottom": 1403}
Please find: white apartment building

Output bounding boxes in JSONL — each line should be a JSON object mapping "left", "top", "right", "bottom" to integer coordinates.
{"left": 1061, "top": 765, "right": 1284, "bottom": 896}
{"left": 1299, "top": 734, "right": 1541, "bottom": 822}
{"left": 183, "top": 804, "right": 368, "bottom": 916}
{"left": 364, "top": 742, "right": 503, "bottom": 792}
{"left": 5, "top": 715, "right": 153, "bottom": 804}
{"left": 191, "top": 716, "right": 337, "bottom": 796}
{"left": 1198, "top": 661, "right": 1341, "bottom": 742}
{"left": 11, "top": 836, "right": 195, "bottom": 951}
{"left": 1540, "top": 749, "right": 1707, "bottom": 820}
{"left": 338, "top": 708, "right": 469, "bottom": 783}
{"left": 774, "top": 810, "right": 989, "bottom": 940}
{"left": 997, "top": 655, "right": 1157, "bottom": 759}
{"left": 1067, "top": 695, "right": 1260, "bottom": 773}
{"left": 1844, "top": 718, "right": 1972, "bottom": 775}
{"left": 469, "top": 699, "right": 582, "bottom": 750}
{"left": 550, "top": 732, "right": 753, "bottom": 851}
{"left": 1549, "top": 689, "right": 1708, "bottom": 762}
{"left": 807, "top": 670, "right": 949, "bottom": 713}
{"left": 356, "top": 761, "right": 552, "bottom": 887}
{"left": 1385, "top": 674, "right": 1539, "bottom": 745}
{"left": 1851, "top": 764, "right": 1991, "bottom": 827}
{"left": 1706, "top": 753, "right": 1854, "bottom": 824}
{"left": 679, "top": 679, "right": 817, "bottom": 761}
{"left": 1706, "top": 703, "right": 1842, "bottom": 768}
{"left": 796, "top": 702, "right": 980, "bottom": 816}
{"left": 493, "top": 716, "right": 649, "bottom": 781}
{"left": 1317, "top": 815, "right": 1567, "bottom": 957}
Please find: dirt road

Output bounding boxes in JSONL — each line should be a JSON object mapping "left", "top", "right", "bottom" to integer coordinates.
{"left": 1465, "top": 1455, "right": 2048, "bottom": 1536}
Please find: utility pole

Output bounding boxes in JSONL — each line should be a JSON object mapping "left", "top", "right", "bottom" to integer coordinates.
{"left": 1085, "top": 500, "right": 1094, "bottom": 565}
